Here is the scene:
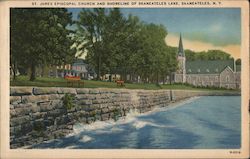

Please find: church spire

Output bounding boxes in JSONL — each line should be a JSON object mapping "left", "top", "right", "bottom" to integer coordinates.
{"left": 178, "top": 33, "right": 185, "bottom": 57}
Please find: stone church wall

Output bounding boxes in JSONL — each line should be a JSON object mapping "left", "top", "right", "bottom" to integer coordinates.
{"left": 186, "top": 74, "right": 220, "bottom": 87}
{"left": 220, "top": 67, "right": 236, "bottom": 89}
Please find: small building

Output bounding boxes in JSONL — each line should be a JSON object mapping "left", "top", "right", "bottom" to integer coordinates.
{"left": 65, "top": 59, "right": 96, "bottom": 80}
{"left": 71, "top": 59, "right": 88, "bottom": 78}
{"left": 48, "top": 59, "right": 96, "bottom": 80}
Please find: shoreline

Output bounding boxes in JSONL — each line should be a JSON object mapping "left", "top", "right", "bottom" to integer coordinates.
{"left": 10, "top": 86, "right": 241, "bottom": 149}
{"left": 21, "top": 96, "right": 199, "bottom": 149}
{"left": 24, "top": 95, "right": 241, "bottom": 149}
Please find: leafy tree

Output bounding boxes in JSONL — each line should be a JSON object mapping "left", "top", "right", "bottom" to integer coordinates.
{"left": 185, "top": 49, "right": 232, "bottom": 61}
{"left": 75, "top": 8, "right": 177, "bottom": 83}
{"left": 76, "top": 8, "right": 107, "bottom": 80}
{"left": 10, "top": 8, "right": 75, "bottom": 81}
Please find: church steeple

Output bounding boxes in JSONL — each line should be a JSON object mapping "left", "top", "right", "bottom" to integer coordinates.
{"left": 176, "top": 33, "right": 186, "bottom": 83}
{"left": 178, "top": 33, "right": 185, "bottom": 57}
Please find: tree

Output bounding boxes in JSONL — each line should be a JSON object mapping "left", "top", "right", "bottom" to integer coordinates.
{"left": 75, "top": 9, "right": 177, "bottom": 83}
{"left": 185, "top": 49, "right": 233, "bottom": 61}
{"left": 76, "top": 8, "right": 108, "bottom": 80}
{"left": 10, "top": 8, "right": 75, "bottom": 81}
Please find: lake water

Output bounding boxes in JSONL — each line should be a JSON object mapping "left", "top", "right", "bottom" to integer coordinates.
{"left": 32, "top": 96, "right": 241, "bottom": 149}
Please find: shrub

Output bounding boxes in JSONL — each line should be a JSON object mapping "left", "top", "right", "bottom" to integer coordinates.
{"left": 62, "top": 93, "right": 75, "bottom": 110}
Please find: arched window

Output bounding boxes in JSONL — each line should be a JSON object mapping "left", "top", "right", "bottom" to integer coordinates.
{"left": 226, "top": 76, "right": 230, "bottom": 82}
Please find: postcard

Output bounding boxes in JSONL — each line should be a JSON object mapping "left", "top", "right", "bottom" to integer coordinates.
{"left": 0, "top": 0, "right": 249, "bottom": 158}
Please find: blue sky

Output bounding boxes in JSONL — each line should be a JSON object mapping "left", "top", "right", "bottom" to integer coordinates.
{"left": 68, "top": 8, "right": 241, "bottom": 46}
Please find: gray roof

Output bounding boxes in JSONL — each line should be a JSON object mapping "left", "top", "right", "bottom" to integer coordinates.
{"left": 186, "top": 60, "right": 235, "bottom": 74}
{"left": 72, "top": 59, "right": 86, "bottom": 66}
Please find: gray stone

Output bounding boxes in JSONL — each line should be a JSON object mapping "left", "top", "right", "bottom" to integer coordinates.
{"left": 48, "top": 94, "right": 61, "bottom": 100}
{"left": 33, "top": 119, "right": 46, "bottom": 131}
{"left": 98, "top": 89, "right": 109, "bottom": 94}
{"left": 31, "top": 105, "right": 41, "bottom": 113}
{"left": 48, "top": 109, "right": 65, "bottom": 117}
{"left": 60, "top": 88, "right": 77, "bottom": 94}
{"left": 90, "top": 104, "right": 100, "bottom": 110}
{"left": 89, "top": 89, "right": 100, "bottom": 94}
{"left": 46, "top": 117, "right": 55, "bottom": 126}
{"left": 52, "top": 130, "right": 67, "bottom": 138}
{"left": 10, "top": 104, "right": 14, "bottom": 109}
{"left": 54, "top": 116, "right": 70, "bottom": 125}
{"left": 39, "top": 101, "right": 54, "bottom": 112}
{"left": 33, "top": 87, "right": 60, "bottom": 95}
{"left": 67, "top": 107, "right": 76, "bottom": 113}
{"left": 86, "top": 117, "right": 95, "bottom": 124}
{"left": 21, "top": 122, "right": 33, "bottom": 134}
{"left": 99, "top": 104, "right": 108, "bottom": 108}
{"left": 67, "top": 113, "right": 76, "bottom": 121}
{"left": 76, "top": 94, "right": 89, "bottom": 100}
{"left": 52, "top": 100, "right": 63, "bottom": 109}
{"left": 10, "top": 96, "right": 22, "bottom": 104}
{"left": 10, "top": 143, "right": 22, "bottom": 149}
{"left": 87, "top": 95, "right": 96, "bottom": 100}
{"left": 78, "top": 117, "right": 87, "bottom": 123}
{"left": 77, "top": 110, "right": 87, "bottom": 117}
{"left": 101, "top": 113, "right": 110, "bottom": 121}
{"left": 66, "top": 125, "right": 73, "bottom": 130}
{"left": 14, "top": 125, "right": 22, "bottom": 133}
{"left": 15, "top": 106, "right": 32, "bottom": 116}
{"left": 101, "top": 108, "right": 109, "bottom": 113}
{"left": 76, "top": 88, "right": 89, "bottom": 94}
{"left": 92, "top": 99, "right": 102, "bottom": 104}
{"left": 22, "top": 95, "right": 50, "bottom": 104}
{"left": 32, "top": 112, "right": 47, "bottom": 119}
{"left": 10, "top": 87, "right": 33, "bottom": 96}
{"left": 10, "top": 127, "right": 15, "bottom": 134}
{"left": 10, "top": 116, "right": 30, "bottom": 127}
{"left": 10, "top": 109, "right": 17, "bottom": 118}
{"left": 79, "top": 100, "right": 92, "bottom": 105}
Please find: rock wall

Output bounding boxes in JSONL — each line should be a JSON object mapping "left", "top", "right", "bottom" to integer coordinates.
{"left": 9, "top": 87, "right": 239, "bottom": 148}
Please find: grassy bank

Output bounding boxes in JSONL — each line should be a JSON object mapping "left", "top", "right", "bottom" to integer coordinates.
{"left": 11, "top": 76, "right": 240, "bottom": 92}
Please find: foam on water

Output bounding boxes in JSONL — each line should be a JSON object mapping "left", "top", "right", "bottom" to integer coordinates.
{"left": 70, "top": 97, "right": 197, "bottom": 135}
{"left": 80, "top": 135, "right": 93, "bottom": 143}
{"left": 132, "top": 120, "right": 175, "bottom": 129}
{"left": 71, "top": 110, "right": 141, "bottom": 135}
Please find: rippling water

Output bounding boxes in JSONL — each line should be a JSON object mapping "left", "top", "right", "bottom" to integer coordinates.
{"left": 32, "top": 96, "right": 241, "bottom": 149}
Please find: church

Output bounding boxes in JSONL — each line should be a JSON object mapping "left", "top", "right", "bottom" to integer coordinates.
{"left": 174, "top": 35, "right": 241, "bottom": 89}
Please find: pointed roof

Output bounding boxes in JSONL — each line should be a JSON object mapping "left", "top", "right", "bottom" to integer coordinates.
{"left": 178, "top": 33, "right": 185, "bottom": 57}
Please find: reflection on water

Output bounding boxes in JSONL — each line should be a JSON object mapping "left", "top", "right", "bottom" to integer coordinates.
{"left": 32, "top": 96, "right": 241, "bottom": 149}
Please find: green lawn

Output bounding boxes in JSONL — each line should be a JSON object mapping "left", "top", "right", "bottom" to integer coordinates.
{"left": 10, "top": 75, "right": 240, "bottom": 92}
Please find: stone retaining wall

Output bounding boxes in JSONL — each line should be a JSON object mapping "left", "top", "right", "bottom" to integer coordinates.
{"left": 9, "top": 87, "right": 239, "bottom": 148}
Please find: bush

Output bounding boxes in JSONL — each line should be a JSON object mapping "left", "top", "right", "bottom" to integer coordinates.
{"left": 62, "top": 93, "right": 75, "bottom": 110}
